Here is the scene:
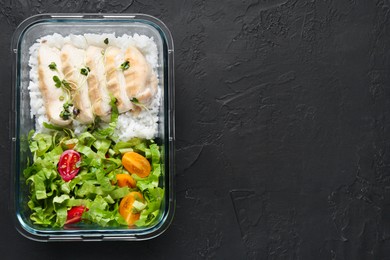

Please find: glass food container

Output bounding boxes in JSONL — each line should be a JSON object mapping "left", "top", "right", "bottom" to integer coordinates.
{"left": 11, "top": 14, "right": 175, "bottom": 241}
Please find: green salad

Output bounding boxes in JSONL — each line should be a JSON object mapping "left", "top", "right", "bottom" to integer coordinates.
{"left": 24, "top": 102, "right": 164, "bottom": 228}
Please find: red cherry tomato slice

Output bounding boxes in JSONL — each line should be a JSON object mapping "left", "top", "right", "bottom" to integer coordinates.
{"left": 65, "top": 206, "right": 88, "bottom": 225}
{"left": 58, "top": 150, "right": 81, "bottom": 182}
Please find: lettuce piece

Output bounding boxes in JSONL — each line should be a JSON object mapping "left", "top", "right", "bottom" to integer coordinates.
{"left": 113, "top": 138, "right": 143, "bottom": 154}
{"left": 134, "top": 143, "right": 164, "bottom": 226}
{"left": 132, "top": 200, "right": 147, "bottom": 212}
{"left": 29, "top": 133, "right": 52, "bottom": 158}
{"left": 67, "top": 198, "right": 89, "bottom": 207}
{"left": 92, "top": 97, "right": 119, "bottom": 139}
{"left": 104, "top": 194, "right": 115, "bottom": 204}
{"left": 78, "top": 132, "right": 96, "bottom": 147}
{"left": 75, "top": 143, "right": 98, "bottom": 159}
{"left": 135, "top": 163, "right": 161, "bottom": 191}
{"left": 27, "top": 171, "right": 47, "bottom": 200}
{"left": 82, "top": 195, "right": 127, "bottom": 227}
{"left": 53, "top": 194, "right": 70, "bottom": 226}
{"left": 135, "top": 187, "right": 164, "bottom": 227}
{"left": 43, "top": 122, "right": 64, "bottom": 131}
{"left": 93, "top": 139, "right": 111, "bottom": 157}
{"left": 29, "top": 198, "right": 56, "bottom": 226}
{"left": 150, "top": 143, "right": 160, "bottom": 165}
{"left": 109, "top": 187, "right": 130, "bottom": 200}
{"left": 75, "top": 181, "right": 98, "bottom": 198}
{"left": 43, "top": 122, "right": 75, "bottom": 139}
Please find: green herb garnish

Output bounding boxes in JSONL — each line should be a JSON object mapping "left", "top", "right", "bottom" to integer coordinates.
{"left": 63, "top": 102, "right": 73, "bottom": 109}
{"left": 59, "top": 110, "right": 71, "bottom": 120}
{"left": 59, "top": 102, "right": 73, "bottom": 120}
{"left": 80, "top": 67, "right": 90, "bottom": 76}
{"left": 119, "top": 61, "right": 130, "bottom": 71}
{"left": 92, "top": 96, "right": 119, "bottom": 139}
{"left": 62, "top": 80, "right": 71, "bottom": 90}
{"left": 130, "top": 97, "right": 149, "bottom": 111}
{"left": 104, "top": 38, "right": 109, "bottom": 44}
{"left": 53, "top": 76, "right": 71, "bottom": 90}
{"left": 48, "top": 62, "right": 57, "bottom": 70}
{"left": 130, "top": 97, "right": 140, "bottom": 105}
{"left": 53, "top": 76, "right": 62, "bottom": 88}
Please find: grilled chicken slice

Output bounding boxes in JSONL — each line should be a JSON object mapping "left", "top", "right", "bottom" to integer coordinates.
{"left": 86, "top": 46, "right": 111, "bottom": 122}
{"left": 123, "top": 46, "right": 158, "bottom": 105}
{"left": 61, "top": 44, "right": 94, "bottom": 124}
{"left": 104, "top": 46, "right": 133, "bottom": 113}
{"left": 38, "top": 44, "right": 72, "bottom": 126}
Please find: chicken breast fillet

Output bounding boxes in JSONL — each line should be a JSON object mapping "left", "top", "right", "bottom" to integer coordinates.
{"left": 38, "top": 44, "right": 72, "bottom": 126}
{"left": 123, "top": 46, "right": 158, "bottom": 105}
{"left": 104, "top": 46, "right": 133, "bottom": 113}
{"left": 86, "top": 46, "right": 111, "bottom": 122}
{"left": 61, "top": 44, "right": 94, "bottom": 124}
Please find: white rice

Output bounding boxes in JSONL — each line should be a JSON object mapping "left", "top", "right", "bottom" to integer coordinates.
{"left": 28, "top": 33, "right": 160, "bottom": 141}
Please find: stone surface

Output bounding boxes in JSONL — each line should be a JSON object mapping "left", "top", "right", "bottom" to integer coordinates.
{"left": 2, "top": 0, "right": 390, "bottom": 259}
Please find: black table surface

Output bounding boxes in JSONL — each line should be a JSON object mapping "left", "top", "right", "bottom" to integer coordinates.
{"left": 2, "top": 1, "right": 390, "bottom": 259}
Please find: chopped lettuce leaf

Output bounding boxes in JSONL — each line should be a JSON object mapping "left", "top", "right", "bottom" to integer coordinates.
{"left": 27, "top": 171, "right": 47, "bottom": 200}
{"left": 132, "top": 200, "right": 147, "bottom": 212}
{"left": 78, "top": 132, "right": 96, "bottom": 147}
{"left": 93, "top": 139, "right": 111, "bottom": 156}
{"left": 135, "top": 187, "right": 164, "bottom": 227}
{"left": 92, "top": 96, "right": 119, "bottom": 139}
{"left": 109, "top": 187, "right": 130, "bottom": 200}
{"left": 82, "top": 195, "right": 128, "bottom": 227}
{"left": 113, "top": 138, "right": 142, "bottom": 154}
{"left": 53, "top": 194, "right": 70, "bottom": 226}
{"left": 29, "top": 133, "right": 52, "bottom": 158}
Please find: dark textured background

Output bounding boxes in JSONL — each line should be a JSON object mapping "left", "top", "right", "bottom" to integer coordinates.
{"left": 2, "top": 0, "right": 390, "bottom": 259}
